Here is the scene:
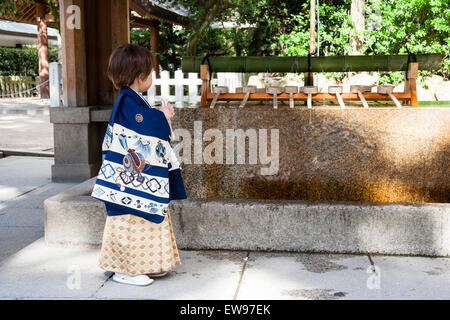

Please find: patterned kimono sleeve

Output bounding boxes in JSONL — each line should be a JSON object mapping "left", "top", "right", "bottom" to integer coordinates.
{"left": 166, "top": 141, "right": 187, "bottom": 200}
{"left": 101, "top": 124, "right": 113, "bottom": 162}
{"left": 166, "top": 142, "right": 180, "bottom": 171}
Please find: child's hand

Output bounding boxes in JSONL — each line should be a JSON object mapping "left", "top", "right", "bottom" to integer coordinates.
{"left": 160, "top": 102, "right": 175, "bottom": 120}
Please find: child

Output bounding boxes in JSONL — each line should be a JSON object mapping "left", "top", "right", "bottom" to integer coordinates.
{"left": 97, "top": 44, "right": 186, "bottom": 286}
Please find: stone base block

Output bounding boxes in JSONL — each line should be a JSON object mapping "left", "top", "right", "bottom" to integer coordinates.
{"left": 44, "top": 177, "right": 105, "bottom": 246}
{"left": 51, "top": 163, "right": 100, "bottom": 182}
{"left": 170, "top": 199, "right": 450, "bottom": 257}
{"left": 45, "top": 178, "right": 450, "bottom": 256}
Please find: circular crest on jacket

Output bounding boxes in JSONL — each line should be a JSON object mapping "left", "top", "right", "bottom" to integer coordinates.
{"left": 135, "top": 113, "right": 144, "bottom": 123}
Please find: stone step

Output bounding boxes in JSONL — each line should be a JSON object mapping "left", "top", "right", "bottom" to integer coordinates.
{"left": 0, "top": 148, "right": 54, "bottom": 158}
{"left": 44, "top": 177, "right": 450, "bottom": 257}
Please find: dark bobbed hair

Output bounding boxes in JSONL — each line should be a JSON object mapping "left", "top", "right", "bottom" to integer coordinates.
{"left": 107, "top": 44, "right": 153, "bottom": 89}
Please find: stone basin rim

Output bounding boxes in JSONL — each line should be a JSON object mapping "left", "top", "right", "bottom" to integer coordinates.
{"left": 46, "top": 178, "right": 449, "bottom": 208}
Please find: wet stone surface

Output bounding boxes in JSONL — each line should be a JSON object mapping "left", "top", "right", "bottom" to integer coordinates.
{"left": 282, "top": 289, "right": 348, "bottom": 300}
{"left": 173, "top": 107, "right": 450, "bottom": 203}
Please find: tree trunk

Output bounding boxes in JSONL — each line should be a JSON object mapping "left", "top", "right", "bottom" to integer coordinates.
{"left": 306, "top": 0, "right": 316, "bottom": 86}
{"left": 350, "top": 0, "right": 365, "bottom": 55}
{"left": 37, "top": 2, "right": 49, "bottom": 99}
{"left": 186, "top": 0, "right": 225, "bottom": 56}
{"left": 149, "top": 20, "right": 160, "bottom": 77}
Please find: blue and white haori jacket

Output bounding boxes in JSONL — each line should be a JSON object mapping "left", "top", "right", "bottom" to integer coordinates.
{"left": 91, "top": 86, "right": 187, "bottom": 223}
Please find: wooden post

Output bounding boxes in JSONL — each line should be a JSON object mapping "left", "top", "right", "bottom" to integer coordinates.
{"left": 36, "top": 2, "right": 49, "bottom": 99}
{"left": 407, "top": 62, "right": 418, "bottom": 107}
{"left": 309, "top": 0, "right": 316, "bottom": 56}
{"left": 52, "top": 0, "right": 130, "bottom": 182}
{"left": 59, "top": 0, "right": 87, "bottom": 107}
{"left": 149, "top": 20, "right": 160, "bottom": 78}
{"left": 200, "top": 64, "right": 210, "bottom": 107}
{"left": 84, "top": 0, "right": 129, "bottom": 105}
{"left": 305, "top": 0, "right": 315, "bottom": 88}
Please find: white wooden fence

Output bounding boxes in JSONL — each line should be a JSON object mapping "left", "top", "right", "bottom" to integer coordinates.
{"left": 147, "top": 69, "right": 243, "bottom": 107}
{"left": 48, "top": 65, "right": 244, "bottom": 107}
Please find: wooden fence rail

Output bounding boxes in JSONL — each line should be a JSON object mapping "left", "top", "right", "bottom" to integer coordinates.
{"left": 147, "top": 69, "right": 243, "bottom": 107}
{"left": 0, "top": 76, "right": 40, "bottom": 98}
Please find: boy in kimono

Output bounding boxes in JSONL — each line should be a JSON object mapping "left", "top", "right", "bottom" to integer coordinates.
{"left": 97, "top": 44, "right": 186, "bottom": 286}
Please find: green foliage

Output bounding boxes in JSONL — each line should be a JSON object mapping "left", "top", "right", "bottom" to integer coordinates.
{"left": 276, "top": 1, "right": 354, "bottom": 56}
{"left": 234, "top": 0, "right": 303, "bottom": 55}
{"left": 47, "top": 0, "right": 60, "bottom": 31}
{"left": 154, "top": 0, "right": 244, "bottom": 56}
{"left": 273, "top": 0, "right": 449, "bottom": 82}
{"left": 0, "top": 0, "right": 34, "bottom": 19}
{"left": 378, "top": 72, "right": 405, "bottom": 85}
{"left": 131, "top": 22, "right": 236, "bottom": 71}
{"left": 1, "top": 0, "right": 60, "bottom": 30}
{"left": 2, "top": 0, "right": 441, "bottom": 83}
{"left": 363, "top": 0, "right": 450, "bottom": 80}
{"left": 0, "top": 47, "right": 59, "bottom": 76}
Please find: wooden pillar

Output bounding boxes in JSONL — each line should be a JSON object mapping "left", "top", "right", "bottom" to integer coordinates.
{"left": 149, "top": 20, "right": 160, "bottom": 77}
{"left": 59, "top": 0, "right": 87, "bottom": 107}
{"left": 60, "top": 0, "right": 130, "bottom": 106}
{"left": 51, "top": 0, "right": 130, "bottom": 182}
{"left": 200, "top": 64, "right": 210, "bottom": 107}
{"left": 36, "top": 2, "right": 49, "bottom": 99}
{"left": 85, "top": 0, "right": 130, "bottom": 105}
{"left": 406, "top": 62, "right": 419, "bottom": 107}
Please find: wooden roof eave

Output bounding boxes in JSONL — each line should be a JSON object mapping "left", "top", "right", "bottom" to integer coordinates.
{"left": 130, "top": 15, "right": 158, "bottom": 29}
{"left": 130, "top": 0, "right": 190, "bottom": 28}
{"left": 0, "top": 1, "right": 56, "bottom": 28}
{"left": 0, "top": 28, "right": 58, "bottom": 40}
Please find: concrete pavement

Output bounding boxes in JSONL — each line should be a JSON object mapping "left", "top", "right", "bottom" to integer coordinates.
{"left": 0, "top": 156, "right": 76, "bottom": 263}
{"left": 1, "top": 156, "right": 450, "bottom": 299}
{"left": 0, "top": 98, "right": 53, "bottom": 152}
{"left": 1, "top": 237, "right": 450, "bottom": 299}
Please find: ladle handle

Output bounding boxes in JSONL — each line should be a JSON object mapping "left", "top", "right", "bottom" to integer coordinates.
{"left": 162, "top": 99, "right": 176, "bottom": 141}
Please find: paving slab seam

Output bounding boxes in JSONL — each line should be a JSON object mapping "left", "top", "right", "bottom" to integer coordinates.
{"left": 91, "top": 273, "right": 114, "bottom": 299}
{"left": 368, "top": 254, "right": 375, "bottom": 266}
{"left": 0, "top": 182, "right": 52, "bottom": 205}
{"left": 0, "top": 149, "right": 54, "bottom": 158}
{"left": 0, "top": 225, "right": 44, "bottom": 229}
{"left": 233, "top": 251, "right": 250, "bottom": 300}
{"left": 6, "top": 297, "right": 98, "bottom": 300}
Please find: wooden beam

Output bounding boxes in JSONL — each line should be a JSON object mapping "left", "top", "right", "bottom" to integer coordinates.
{"left": 0, "top": 29, "right": 58, "bottom": 41}
{"left": 129, "top": 0, "right": 149, "bottom": 18}
{"left": 131, "top": 0, "right": 189, "bottom": 27}
{"left": 205, "top": 92, "right": 412, "bottom": 102}
{"left": 130, "top": 15, "right": 159, "bottom": 28}
{"left": 1, "top": 2, "right": 56, "bottom": 27}
{"left": 23, "top": 6, "right": 37, "bottom": 22}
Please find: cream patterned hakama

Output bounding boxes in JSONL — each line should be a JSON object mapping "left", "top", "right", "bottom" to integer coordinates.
{"left": 98, "top": 208, "right": 181, "bottom": 276}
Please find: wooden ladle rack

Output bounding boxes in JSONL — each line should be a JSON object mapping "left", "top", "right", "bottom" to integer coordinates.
{"left": 179, "top": 54, "right": 444, "bottom": 109}
{"left": 199, "top": 63, "right": 418, "bottom": 109}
